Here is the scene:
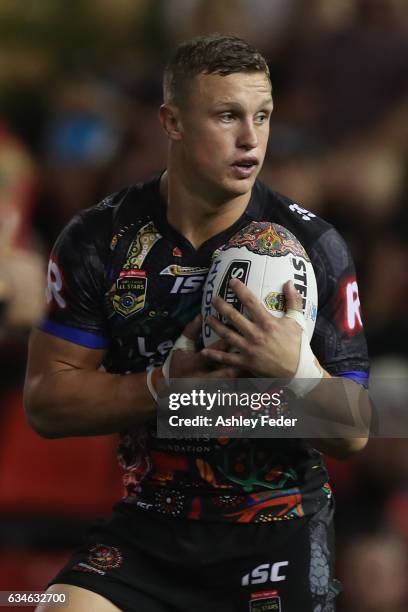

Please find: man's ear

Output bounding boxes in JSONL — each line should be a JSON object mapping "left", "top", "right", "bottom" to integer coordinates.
{"left": 159, "top": 104, "right": 183, "bottom": 141}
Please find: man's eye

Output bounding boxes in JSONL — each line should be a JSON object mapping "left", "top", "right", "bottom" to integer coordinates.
{"left": 219, "top": 113, "right": 234, "bottom": 123}
{"left": 255, "top": 113, "right": 268, "bottom": 124}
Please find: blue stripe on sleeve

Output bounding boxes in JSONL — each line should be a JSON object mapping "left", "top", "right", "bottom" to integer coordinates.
{"left": 38, "top": 319, "right": 108, "bottom": 349}
{"left": 335, "top": 371, "right": 369, "bottom": 388}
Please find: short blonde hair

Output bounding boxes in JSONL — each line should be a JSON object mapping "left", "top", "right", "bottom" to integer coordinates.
{"left": 163, "top": 33, "right": 270, "bottom": 106}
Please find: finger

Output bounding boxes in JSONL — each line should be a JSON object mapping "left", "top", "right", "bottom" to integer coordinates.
{"left": 212, "top": 295, "right": 256, "bottom": 338}
{"left": 205, "top": 366, "right": 242, "bottom": 379}
{"left": 283, "top": 280, "right": 306, "bottom": 332}
{"left": 283, "top": 280, "right": 303, "bottom": 313}
{"left": 201, "top": 346, "right": 244, "bottom": 368}
{"left": 208, "top": 337, "right": 230, "bottom": 352}
{"left": 227, "top": 278, "right": 269, "bottom": 324}
{"left": 205, "top": 315, "right": 247, "bottom": 351}
{"left": 182, "top": 314, "right": 202, "bottom": 340}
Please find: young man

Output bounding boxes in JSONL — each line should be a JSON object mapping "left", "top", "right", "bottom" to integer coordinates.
{"left": 25, "top": 34, "right": 369, "bottom": 611}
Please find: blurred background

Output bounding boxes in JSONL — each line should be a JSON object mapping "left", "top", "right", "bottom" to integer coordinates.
{"left": 0, "top": 1, "right": 407, "bottom": 610}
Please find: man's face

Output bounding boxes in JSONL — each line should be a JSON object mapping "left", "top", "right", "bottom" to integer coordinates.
{"left": 176, "top": 71, "right": 273, "bottom": 200}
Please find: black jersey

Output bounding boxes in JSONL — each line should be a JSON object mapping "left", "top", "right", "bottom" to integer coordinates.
{"left": 40, "top": 175, "right": 369, "bottom": 523}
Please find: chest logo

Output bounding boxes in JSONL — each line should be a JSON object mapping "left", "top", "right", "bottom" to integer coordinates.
{"left": 161, "top": 264, "right": 209, "bottom": 294}
{"left": 112, "top": 270, "right": 147, "bottom": 317}
{"left": 160, "top": 264, "right": 209, "bottom": 277}
{"left": 124, "top": 221, "right": 161, "bottom": 270}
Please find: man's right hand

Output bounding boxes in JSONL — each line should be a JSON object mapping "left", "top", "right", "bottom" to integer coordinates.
{"left": 167, "top": 315, "right": 242, "bottom": 380}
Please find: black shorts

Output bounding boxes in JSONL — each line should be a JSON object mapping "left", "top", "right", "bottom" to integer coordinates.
{"left": 49, "top": 500, "right": 341, "bottom": 611}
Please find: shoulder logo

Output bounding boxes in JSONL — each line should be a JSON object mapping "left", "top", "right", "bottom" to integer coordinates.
{"left": 46, "top": 259, "right": 66, "bottom": 309}
{"left": 338, "top": 276, "right": 363, "bottom": 335}
{"left": 289, "top": 203, "right": 316, "bottom": 222}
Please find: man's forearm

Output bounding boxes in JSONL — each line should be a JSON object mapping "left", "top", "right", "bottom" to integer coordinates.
{"left": 304, "top": 371, "right": 370, "bottom": 459}
{"left": 24, "top": 368, "right": 156, "bottom": 438}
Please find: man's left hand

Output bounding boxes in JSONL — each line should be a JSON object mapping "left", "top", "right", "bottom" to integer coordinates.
{"left": 201, "top": 279, "right": 303, "bottom": 378}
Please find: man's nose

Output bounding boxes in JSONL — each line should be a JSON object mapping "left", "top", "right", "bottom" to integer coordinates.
{"left": 237, "top": 119, "right": 258, "bottom": 150}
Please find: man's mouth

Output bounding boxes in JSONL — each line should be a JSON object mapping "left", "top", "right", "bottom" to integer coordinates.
{"left": 231, "top": 158, "right": 259, "bottom": 177}
{"left": 232, "top": 158, "right": 258, "bottom": 168}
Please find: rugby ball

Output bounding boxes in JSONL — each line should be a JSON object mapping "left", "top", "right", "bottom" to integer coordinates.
{"left": 202, "top": 222, "right": 318, "bottom": 346}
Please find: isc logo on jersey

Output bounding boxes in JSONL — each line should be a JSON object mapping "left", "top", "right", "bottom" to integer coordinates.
{"left": 202, "top": 222, "right": 318, "bottom": 346}
{"left": 241, "top": 561, "right": 289, "bottom": 586}
{"left": 160, "top": 264, "right": 208, "bottom": 294}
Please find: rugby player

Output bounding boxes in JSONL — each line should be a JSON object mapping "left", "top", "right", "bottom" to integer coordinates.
{"left": 25, "top": 34, "right": 369, "bottom": 611}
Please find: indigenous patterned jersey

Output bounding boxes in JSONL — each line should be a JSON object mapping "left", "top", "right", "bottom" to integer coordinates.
{"left": 40, "top": 176, "right": 369, "bottom": 523}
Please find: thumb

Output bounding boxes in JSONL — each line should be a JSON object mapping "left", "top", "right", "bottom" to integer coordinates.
{"left": 283, "top": 280, "right": 303, "bottom": 313}
{"left": 182, "top": 314, "right": 202, "bottom": 340}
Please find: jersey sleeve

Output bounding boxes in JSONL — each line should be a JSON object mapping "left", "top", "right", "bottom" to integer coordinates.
{"left": 39, "top": 208, "right": 110, "bottom": 349}
{"left": 309, "top": 228, "right": 369, "bottom": 386}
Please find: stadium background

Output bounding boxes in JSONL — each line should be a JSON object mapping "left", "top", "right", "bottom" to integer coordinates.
{"left": 0, "top": 1, "right": 407, "bottom": 610}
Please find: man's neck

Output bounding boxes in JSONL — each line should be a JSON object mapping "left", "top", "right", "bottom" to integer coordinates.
{"left": 160, "top": 170, "right": 251, "bottom": 249}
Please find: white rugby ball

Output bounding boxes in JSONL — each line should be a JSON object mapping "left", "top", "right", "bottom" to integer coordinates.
{"left": 202, "top": 222, "right": 318, "bottom": 346}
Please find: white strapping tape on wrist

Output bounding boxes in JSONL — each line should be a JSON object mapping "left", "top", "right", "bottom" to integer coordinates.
{"left": 285, "top": 309, "right": 323, "bottom": 397}
{"left": 173, "top": 335, "right": 196, "bottom": 351}
{"left": 162, "top": 334, "right": 196, "bottom": 384}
